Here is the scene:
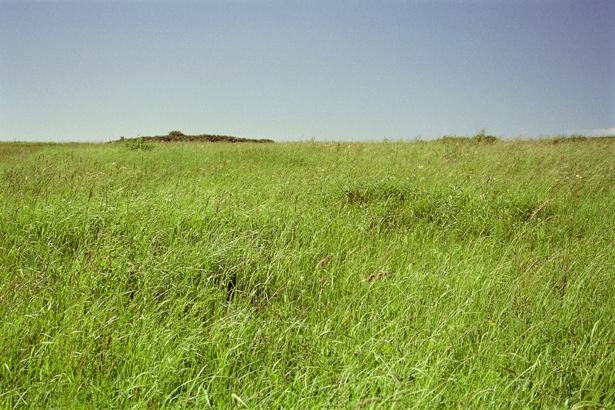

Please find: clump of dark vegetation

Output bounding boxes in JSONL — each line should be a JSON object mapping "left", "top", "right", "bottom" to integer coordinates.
{"left": 167, "top": 130, "right": 185, "bottom": 138}
{"left": 473, "top": 131, "right": 499, "bottom": 143}
{"left": 438, "top": 130, "right": 499, "bottom": 144}
{"left": 126, "top": 138, "right": 155, "bottom": 151}
{"left": 116, "top": 130, "right": 274, "bottom": 144}
{"left": 550, "top": 134, "right": 589, "bottom": 144}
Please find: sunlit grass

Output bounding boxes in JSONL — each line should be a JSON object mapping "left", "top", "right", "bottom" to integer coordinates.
{"left": 0, "top": 138, "right": 613, "bottom": 407}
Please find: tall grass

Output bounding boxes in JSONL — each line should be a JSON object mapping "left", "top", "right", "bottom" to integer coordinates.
{"left": 0, "top": 139, "right": 613, "bottom": 407}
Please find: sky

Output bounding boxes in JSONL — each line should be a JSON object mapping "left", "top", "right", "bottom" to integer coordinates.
{"left": 0, "top": 0, "right": 613, "bottom": 142}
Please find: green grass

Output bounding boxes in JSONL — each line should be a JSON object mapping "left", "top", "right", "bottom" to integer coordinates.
{"left": 1, "top": 138, "right": 614, "bottom": 408}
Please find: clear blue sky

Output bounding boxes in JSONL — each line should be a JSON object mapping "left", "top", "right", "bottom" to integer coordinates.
{"left": 1, "top": 0, "right": 613, "bottom": 141}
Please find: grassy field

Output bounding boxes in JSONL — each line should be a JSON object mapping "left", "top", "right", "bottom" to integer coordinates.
{"left": 1, "top": 138, "right": 614, "bottom": 408}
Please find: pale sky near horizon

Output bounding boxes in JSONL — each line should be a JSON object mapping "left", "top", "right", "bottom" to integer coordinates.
{"left": 0, "top": 0, "right": 613, "bottom": 142}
